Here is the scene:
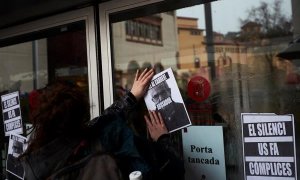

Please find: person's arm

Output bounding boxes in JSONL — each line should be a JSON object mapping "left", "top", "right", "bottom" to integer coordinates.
{"left": 144, "top": 111, "right": 185, "bottom": 180}
{"left": 87, "top": 68, "right": 154, "bottom": 127}
{"left": 144, "top": 112, "right": 180, "bottom": 158}
{"left": 104, "top": 68, "right": 154, "bottom": 115}
{"left": 144, "top": 111, "right": 168, "bottom": 142}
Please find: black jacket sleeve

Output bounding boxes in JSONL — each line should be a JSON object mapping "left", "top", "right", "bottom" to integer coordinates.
{"left": 154, "top": 134, "right": 185, "bottom": 180}
{"left": 102, "top": 92, "right": 137, "bottom": 116}
{"left": 86, "top": 92, "right": 137, "bottom": 130}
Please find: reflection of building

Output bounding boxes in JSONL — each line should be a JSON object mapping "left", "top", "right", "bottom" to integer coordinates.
{"left": 125, "top": 16, "right": 163, "bottom": 46}
{"left": 240, "top": 21, "right": 262, "bottom": 43}
{"left": 176, "top": 17, "right": 249, "bottom": 78}
{"left": 112, "top": 13, "right": 179, "bottom": 89}
{"left": 112, "top": 13, "right": 178, "bottom": 72}
{"left": 241, "top": 22, "right": 261, "bottom": 33}
{"left": 176, "top": 16, "right": 295, "bottom": 124}
{"left": 177, "top": 17, "right": 205, "bottom": 69}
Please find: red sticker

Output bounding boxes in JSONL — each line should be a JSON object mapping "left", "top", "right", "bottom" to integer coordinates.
{"left": 187, "top": 76, "right": 211, "bottom": 102}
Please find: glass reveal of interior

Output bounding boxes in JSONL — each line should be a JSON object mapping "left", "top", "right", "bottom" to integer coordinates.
{"left": 0, "top": 20, "right": 89, "bottom": 178}
{"left": 111, "top": 0, "right": 297, "bottom": 179}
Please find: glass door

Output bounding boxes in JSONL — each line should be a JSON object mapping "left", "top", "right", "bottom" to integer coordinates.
{"left": 99, "top": 0, "right": 297, "bottom": 179}
{"left": 0, "top": 7, "right": 98, "bottom": 179}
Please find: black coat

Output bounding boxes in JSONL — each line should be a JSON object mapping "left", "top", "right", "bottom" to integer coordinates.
{"left": 21, "top": 92, "right": 184, "bottom": 180}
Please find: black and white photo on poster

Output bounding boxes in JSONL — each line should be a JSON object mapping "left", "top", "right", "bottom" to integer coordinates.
{"left": 241, "top": 113, "right": 297, "bottom": 180}
{"left": 6, "top": 133, "right": 28, "bottom": 180}
{"left": 144, "top": 68, "right": 191, "bottom": 132}
{"left": 1, "top": 91, "right": 23, "bottom": 136}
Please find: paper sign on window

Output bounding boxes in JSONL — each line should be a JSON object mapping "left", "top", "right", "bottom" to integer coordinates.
{"left": 182, "top": 126, "right": 226, "bottom": 180}
{"left": 1, "top": 91, "right": 23, "bottom": 136}
{"left": 241, "top": 113, "right": 297, "bottom": 180}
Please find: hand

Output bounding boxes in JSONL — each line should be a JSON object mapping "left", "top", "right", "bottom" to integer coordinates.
{"left": 130, "top": 68, "right": 154, "bottom": 100}
{"left": 144, "top": 111, "right": 168, "bottom": 141}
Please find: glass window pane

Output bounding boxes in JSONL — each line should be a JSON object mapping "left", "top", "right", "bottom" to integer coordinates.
{"left": 111, "top": 0, "right": 297, "bottom": 178}
{"left": 0, "top": 21, "right": 89, "bottom": 178}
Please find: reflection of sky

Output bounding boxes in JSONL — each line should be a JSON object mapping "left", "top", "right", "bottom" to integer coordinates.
{"left": 177, "top": 0, "right": 292, "bottom": 34}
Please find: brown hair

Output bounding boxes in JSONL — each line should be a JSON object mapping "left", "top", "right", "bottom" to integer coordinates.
{"left": 25, "top": 81, "right": 90, "bottom": 153}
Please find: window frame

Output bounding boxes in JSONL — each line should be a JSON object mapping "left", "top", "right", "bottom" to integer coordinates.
{"left": 98, "top": 0, "right": 165, "bottom": 109}
{"left": 0, "top": 7, "right": 100, "bottom": 118}
{"left": 98, "top": 0, "right": 211, "bottom": 108}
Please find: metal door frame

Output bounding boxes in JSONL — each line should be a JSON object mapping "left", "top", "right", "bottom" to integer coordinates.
{"left": 98, "top": 0, "right": 164, "bottom": 108}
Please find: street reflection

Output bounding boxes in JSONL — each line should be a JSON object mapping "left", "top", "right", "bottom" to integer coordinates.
{"left": 111, "top": 0, "right": 297, "bottom": 179}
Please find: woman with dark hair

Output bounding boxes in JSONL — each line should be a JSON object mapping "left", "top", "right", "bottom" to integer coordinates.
{"left": 21, "top": 68, "right": 184, "bottom": 180}
{"left": 21, "top": 68, "right": 154, "bottom": 179}
{"left": 26, "top": 81, "right": 90, "bottom": 153}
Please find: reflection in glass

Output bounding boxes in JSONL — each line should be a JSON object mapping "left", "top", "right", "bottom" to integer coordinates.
{"left": 111, "top": 0, "right": 296, "bottom": 179}
{"left": 0, "top": 21, "right": 89, "bottom": 177}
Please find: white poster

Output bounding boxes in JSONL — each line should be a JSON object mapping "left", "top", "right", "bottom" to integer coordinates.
{"left": 182, "top": 126, "right": 226, "bottom": 180}
{"left": 1, "top": 91, "right": 23, "bottom": 136}
{"left": 241, "top": 113, "right": 297, "bottom": 180}
{"left": 144, "top": 68, "right": 191, "bottom": 132}
{"left": 6, "top": 133, "right": 27, "bottom": 179}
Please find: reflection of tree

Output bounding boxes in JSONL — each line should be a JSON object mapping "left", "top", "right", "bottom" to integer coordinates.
{"left": 234, "top": 0, "right": 294, "bottom": 114}
{"left": 238, "top": 0, "right": 293, "bottom": 73}
{"left": 220, "top": 3, "right": 293, "bottom": 174}
{"left": 240, "top": 0, "right": 292, "bottom": 40}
